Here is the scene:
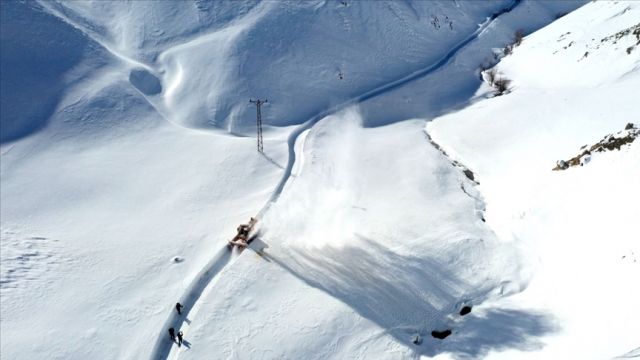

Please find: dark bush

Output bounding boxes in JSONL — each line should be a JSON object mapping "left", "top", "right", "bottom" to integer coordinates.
{"left": 514, "top": 29, "right": 525, "bottom": 46}
{"left": 494, "top": 77, "right": 512, "bottom": 95}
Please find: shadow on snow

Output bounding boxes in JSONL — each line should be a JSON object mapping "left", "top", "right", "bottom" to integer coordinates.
{"left": 264, "top": 235, "right": 557, "bottom": 359}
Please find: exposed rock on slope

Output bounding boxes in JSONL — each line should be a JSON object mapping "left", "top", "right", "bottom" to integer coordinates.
{"left": 554, "top": 123, "right": 638, "bottom": 170}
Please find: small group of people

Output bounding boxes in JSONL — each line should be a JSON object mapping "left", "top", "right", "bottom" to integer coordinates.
{"left": 168, "top": 302, "right": 186, "bottom": 347}
{"left": 168, "top": 327, "right": 184, "bottom": 347}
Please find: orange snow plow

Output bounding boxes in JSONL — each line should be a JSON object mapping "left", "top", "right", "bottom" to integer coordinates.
{"left": 228, "top": 217, "right": 258, "bottom": 248}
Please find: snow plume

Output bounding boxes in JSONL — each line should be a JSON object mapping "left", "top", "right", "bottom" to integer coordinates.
{"left": 256, "top": 111, "right": 536, "bottom": 355}
{"left": 262, "top": 107, "right": 363, "bottom": 249}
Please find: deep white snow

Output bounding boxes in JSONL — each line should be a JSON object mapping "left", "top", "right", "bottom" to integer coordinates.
{"left": 429, "top": 2, "right": 640, "bottom": 359}
{"left": 2, "top": 1, "right": 638, "bottom": 359}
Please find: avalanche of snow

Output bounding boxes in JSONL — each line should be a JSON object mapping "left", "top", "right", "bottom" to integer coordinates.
{"left": 2, "top": 0, "right": 638, "bottom": 359}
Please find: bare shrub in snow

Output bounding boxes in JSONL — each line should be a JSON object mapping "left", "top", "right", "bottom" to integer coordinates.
{"left": 494, "top": 77, "right": 512, "bottom": 95}
{"left": 478, "top": 55, "right": 499, "bottom": 80}
{"left": 484, "top": 68, "right": 497, "bottom": 85}
{"left": 503, "top": 30, "right": 525, "bottom": 57}
{"left": 514, "top": 29, "right": 525, "bottom": 46}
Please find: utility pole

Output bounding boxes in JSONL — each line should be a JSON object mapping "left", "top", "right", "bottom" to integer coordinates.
{"left": 250, "top": 98, "right": 267, "bottom": 153}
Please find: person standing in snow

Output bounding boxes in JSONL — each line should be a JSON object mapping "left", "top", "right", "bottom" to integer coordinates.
{"left": 168, "top": 327, "right": 176, "bottom": 342}
{"left": 175, "top": 302, "right": 184, "bottom": 315}
{"left": 177, "top": 331, "right": 184, "bottom": 347}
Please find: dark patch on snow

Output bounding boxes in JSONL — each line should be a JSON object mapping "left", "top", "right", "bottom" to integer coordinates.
{"left": 588, "top": 22, "right": 640, "bottom": 55}
{"left": 129, "top": 69, "right": 162, "bottom": 95}
{"left": 463, "top": 169, "right": 475, "bottom": 181}
{"left": 621, "top": 251, "right": 637, "bottom": 263}
{"left": 600, "top": 22, "right": 640, "bottom": 45}
{"left": 593, "top": 133, "right": 636, "bottom": 152}
{"left": 578, "top": 51, "right": 589, "bottom": 61}
{"left": 460, "top": 306, "right": 472, "bottom": 316}
{"left": 431, "top": 329, "right": 452, "bottom": 339}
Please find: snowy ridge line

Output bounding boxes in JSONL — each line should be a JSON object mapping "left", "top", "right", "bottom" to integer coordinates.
{"left": 424, "top": 129, "right": 478, "bottom": 184}
{"left": 35, "top": 0, "right": 274, "bottom": 135}
{"left": 150, "top": 2, "right": 524, "bottom": 358}
{"left": 615, "top": 346, "right": 640, "bottom": 359}
{"left": 33, "top": 0, "right": 179, "bottom": 130}
{"left": 157, "top": 2, "right": 272, "bottom": 59}
{"left": 424, "top": 129, "right": 487, "bottom": 222}
{"left": 35, "top": 0, "right": 153, "bottom": 71}
{"left": 149, "top": 247, "right": 238, "bottom": 360}
{"left": 258, "top": 0, "right": 522, "bottom": 217}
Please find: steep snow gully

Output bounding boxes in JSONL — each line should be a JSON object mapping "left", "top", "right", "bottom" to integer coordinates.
{"left": 149, "top": 2, "right": 527, "bottom": 359}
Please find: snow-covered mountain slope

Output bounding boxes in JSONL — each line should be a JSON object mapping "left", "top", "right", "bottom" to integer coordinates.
{"left": 428, "top": 2, "right": 640, "bottom": 359}
{"left": 10, "top": 0, "right": 640, "bottom": 359}
{"left": 1, "top": 2, "right": 287, "bottom": 359}
{"left": 180, "top": 110, "right": 539, "bottom": 360}
{"left": 33, "top": 0, "right": 585, "bottom": 133}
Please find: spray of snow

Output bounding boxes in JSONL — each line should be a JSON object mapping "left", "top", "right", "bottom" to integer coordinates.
{"left": 262, "top": 107, "right": 363, "bottom": 249}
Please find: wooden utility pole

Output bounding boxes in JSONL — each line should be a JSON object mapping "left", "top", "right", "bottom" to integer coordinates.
{"left": 250, "top": 99, "right": 267, "bottom": 153}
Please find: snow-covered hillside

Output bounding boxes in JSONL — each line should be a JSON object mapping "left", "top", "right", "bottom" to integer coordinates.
{"left": 429, "top": 2, "right": 640, "bottom": 359}
{"left": 3, "top": 0, "right": 638, "bottom": 359}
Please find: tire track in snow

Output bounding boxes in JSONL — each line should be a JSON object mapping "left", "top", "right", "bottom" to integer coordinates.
{"left": 151, "top": 1, "right": 522, "bottom": 359}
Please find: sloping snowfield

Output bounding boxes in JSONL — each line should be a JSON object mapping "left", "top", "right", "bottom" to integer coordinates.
{"left": 2, "top": 0, "right": 638, "bottom": 359}
{"left": 428, "top": 2, "right": 640, "bottom": 358}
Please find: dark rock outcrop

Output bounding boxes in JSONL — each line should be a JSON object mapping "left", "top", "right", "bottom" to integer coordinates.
{"left": 431, "top": 329, "right": 452, "bottom": 339}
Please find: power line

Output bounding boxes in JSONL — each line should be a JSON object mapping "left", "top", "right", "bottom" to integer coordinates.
{"left": 249, "top": 98, "right": 267, "bottom": 153}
